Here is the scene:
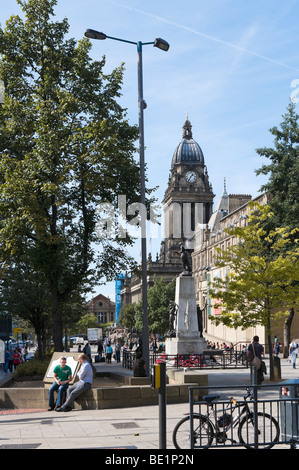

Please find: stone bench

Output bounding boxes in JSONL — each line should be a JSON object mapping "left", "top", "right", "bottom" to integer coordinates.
{"left": 167, "top": 369, "right": 208, "bottom": 386}
{"left": 98, "top": 372, "right": 151, "bottom": 386}
{"left": 0, "top": 381, "right": 208, "bottom": 410}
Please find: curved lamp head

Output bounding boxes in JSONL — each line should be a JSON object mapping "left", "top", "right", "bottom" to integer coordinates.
{"left": 85, "top": 29, "right": 107, "bottom": 40}
{"left": 154, "top": 38, "right": 170, "bottom": 52}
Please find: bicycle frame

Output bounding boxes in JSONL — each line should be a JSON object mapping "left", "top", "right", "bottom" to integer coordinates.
{"left": 211, "top": 396, "right": 251, "bottom": 435}
{"left": 172, "top": 384, "right": 281, "bottom": 450}
{"left": 188, "top": 389, "right": 256, "bottom": 447}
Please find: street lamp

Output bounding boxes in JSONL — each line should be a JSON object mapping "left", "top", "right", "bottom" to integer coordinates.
{"left": 85, "top": 29, "right": 169, "bottom": 376}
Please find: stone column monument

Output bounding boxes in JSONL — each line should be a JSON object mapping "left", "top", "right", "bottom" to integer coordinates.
{"left": 165, "top": 244, "right": 206, "bottom": 355}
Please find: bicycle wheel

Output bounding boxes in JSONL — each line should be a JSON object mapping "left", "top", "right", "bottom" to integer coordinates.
{"left": 172, "top": 415, "right": 214, "bottom": 449}
{"left": 238, "top": 412, "right": 280, "bottom": 449}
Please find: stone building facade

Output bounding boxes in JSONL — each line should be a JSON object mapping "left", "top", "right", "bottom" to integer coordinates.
{"left": 121, "top": 115, "right": 214, "bottom": 305}
{"left": 192, "top": 190, "right": 299, "bottom": 348}
{"left": 121, "top": 117, "right": 297, "bottom": 347}
{"left": 87, "top": 293, "right": 116, "bottom": 325}
{"left": 192, "top": 192, "right": 266, "bottom": 346}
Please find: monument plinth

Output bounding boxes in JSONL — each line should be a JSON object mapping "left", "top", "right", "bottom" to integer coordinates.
{"left": 165, "top": 275, "right": 206, "bottom": 356}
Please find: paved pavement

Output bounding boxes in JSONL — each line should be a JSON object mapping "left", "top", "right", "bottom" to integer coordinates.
{"left": 0, "top": 353, "right": 298, "bottom": 451}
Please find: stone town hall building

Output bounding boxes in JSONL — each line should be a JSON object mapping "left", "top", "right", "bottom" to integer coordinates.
{"left": 121, "top": 115, "right": 214, "bottom": 304}
{"left": 121, "top": 117, "right": 293, "bottom": 346}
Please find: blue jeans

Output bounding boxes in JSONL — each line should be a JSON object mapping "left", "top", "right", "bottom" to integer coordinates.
{"left": 49, "top": 382, "right": 69, "bottom": 407}
{"left": 115, "top": 350, "right": 121, "bottom": 362}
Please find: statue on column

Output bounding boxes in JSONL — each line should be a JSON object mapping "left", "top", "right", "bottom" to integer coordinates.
{"left": 197, "top": 305, "right": 203, "bottom": 338}
{"left": 177, "top": 243, "right": 192, "bottom": 275}
{"left": 166, "top": 301, "right": 178, "bottom": 337}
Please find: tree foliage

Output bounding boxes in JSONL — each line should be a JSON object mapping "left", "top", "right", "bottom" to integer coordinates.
{"left": 0, "top": 0, "right": 144, "bottom": 350}
{"left": 209, "top": 204, "right": 299, "bottom": 378}
{"left": 255, "top": 101, "right": 299, "bottom": 354}
{"left": 135, "top": 277, "right": 176, "bottom": 335}
{"left": 118, "top": 303, "right": 137, "bottom": 330}
{"left": 73, "top": 312, "right": 98, "bottom": 334}
{"left": 256, "top": 101, "right": 299, "bottom": 230}
{"left": 0, "top": 258, "right": 52, "bottom": 359}
{"left": 118, "top": 278, "right": 176, "bottom": 335}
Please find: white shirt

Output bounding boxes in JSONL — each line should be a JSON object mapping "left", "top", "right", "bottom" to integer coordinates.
{"left": 78, "top": 360, "right": 93, "bottom": 384}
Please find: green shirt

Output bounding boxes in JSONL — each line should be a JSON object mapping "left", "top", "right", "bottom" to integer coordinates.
{"left": 53, "top": 364, "right": 72, "bottom": 382}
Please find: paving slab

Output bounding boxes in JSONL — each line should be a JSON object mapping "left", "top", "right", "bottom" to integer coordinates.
{"left": 0, "top": 352, "right": 298, "bottom": 451}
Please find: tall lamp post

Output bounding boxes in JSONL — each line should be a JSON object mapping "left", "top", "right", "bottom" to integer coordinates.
{"left": 84, "top": 29, "right": 169, "bottom": 376}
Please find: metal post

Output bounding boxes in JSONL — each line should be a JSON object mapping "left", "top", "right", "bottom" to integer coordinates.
{"left": 84, "top": 30, "right": 168, "bottom": 377}
{"left": 189, "top": 387, "right": 194, "bottom": 448}
{"left": 137, "top": 41, "right": 149, "bottom": 376}
{"left": 251, "top": 366, "right": 259, "bottom": 449}
{"left": 159, "top": 361, "right": 167, "bottom": 448}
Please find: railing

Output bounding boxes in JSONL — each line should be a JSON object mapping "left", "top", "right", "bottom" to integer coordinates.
{"left": 184, "top": 383, "right": 299, "bottom": 449}
{"left": 122, "top": 350, "right": 136, "bottom": 369}
{"left": 122, "top": 349, "right": 248, "bottom": 370}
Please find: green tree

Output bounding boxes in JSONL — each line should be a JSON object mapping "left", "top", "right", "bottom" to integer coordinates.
{"left": 135, "top": 277, "right": 176, "bottom": 335}
{"left": 74, "top": 312, "right": 98, "bottom": 334}
{"left": 209, "top": 204, "right": 299, "bottom": 380}
{"left": 118, "top": 303, "right": 137, "bottom": 330}
{"left": 0, "top": 259, "right": 52, "bottom": 359}
{"left": 0, "top": 252, "right": 86, "bottom": 357}
{"left": 256, "top": 102, "right": 299, "bottom": 354}
{"left": 0, "top": 0, "right": 143, "bottom": 351}
{"left": 256, "top": 101, "right": 299, "bottom": 230}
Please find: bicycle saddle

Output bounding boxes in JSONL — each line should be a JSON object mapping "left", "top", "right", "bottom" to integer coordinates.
{"left": 202, "top": 395, "right": 220, "bottom": 403}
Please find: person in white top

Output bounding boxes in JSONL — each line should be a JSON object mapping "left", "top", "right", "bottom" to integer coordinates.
{"left": 56, "top": 353, "right": 93, "bottom": 412}
{"left": 290, "top": 341, "right": 299, "bottom": 369}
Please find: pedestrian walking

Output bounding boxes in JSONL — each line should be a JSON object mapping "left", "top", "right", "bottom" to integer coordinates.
{"left": 289, "top": 340, "right": 298, "bottom": 367}
{"left": 4, "top": 349, "right": 9, "bottom": 373}
{"left": 8, "top": 348, "right": 13, "bottom": 372}
{"left": 274, "top": 340, "right": 281, "bottom": 357}
{"left": 114, "top": 342, "right": 121, "bottom": 363}
{"left": 97, "top": 339, "right": 103, "bottom": 361}
{"left": 106, "top": 343, "right": 113, "bottom": 364}
{"left": 291, "top": 345, "right": 298, "bottom": 369}
{"left": 13, "top": 348, "right": 23, "bottom": 369}
{"left": 83, "top": 342, "right": 91, "bottom": 363}
{"left": 247, "top": 336, "right": 264, "bottom": 384}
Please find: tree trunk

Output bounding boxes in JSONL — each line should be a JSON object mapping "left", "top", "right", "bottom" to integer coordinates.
{"left": 283, "top": 308, "right": 294, "bottom": 358}
{"left": 52, "top": 312, "right": 63, "bottom": 351}
{"left": 267, "top": 332, "right": 274, "bottom": 380}
{"left": 52, "top": 289, "right": 63, "bottom": 351}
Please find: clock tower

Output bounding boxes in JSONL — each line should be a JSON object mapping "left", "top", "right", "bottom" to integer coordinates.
{"left": 121, "top": 116, "right": 215, "bottom": 305}
{"left": 162, "top": 116, "right": 214, "bottom": 265}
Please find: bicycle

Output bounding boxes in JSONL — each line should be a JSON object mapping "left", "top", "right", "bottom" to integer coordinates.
{"left": 172, "top": 387, "right": 280, "bottom": 449}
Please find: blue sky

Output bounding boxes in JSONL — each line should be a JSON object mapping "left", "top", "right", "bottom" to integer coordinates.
{"left": 2, "top": 0, "right": 299, "bottom": 301}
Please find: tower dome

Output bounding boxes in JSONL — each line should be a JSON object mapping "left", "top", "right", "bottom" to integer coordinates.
{"left": 171, "top": 115, "right": 205, "bottom": 168}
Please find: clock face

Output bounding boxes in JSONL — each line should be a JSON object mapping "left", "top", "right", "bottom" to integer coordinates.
{"left": 185, "top": 171, "right": 196, "bottom": 183}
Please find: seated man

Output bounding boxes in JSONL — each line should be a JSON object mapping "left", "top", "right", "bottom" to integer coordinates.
{"left": 56, "top": 353, "right": 93, "bottom": 412}
{"left": 48, "top": 356, "right": 72, "bottom": 411}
